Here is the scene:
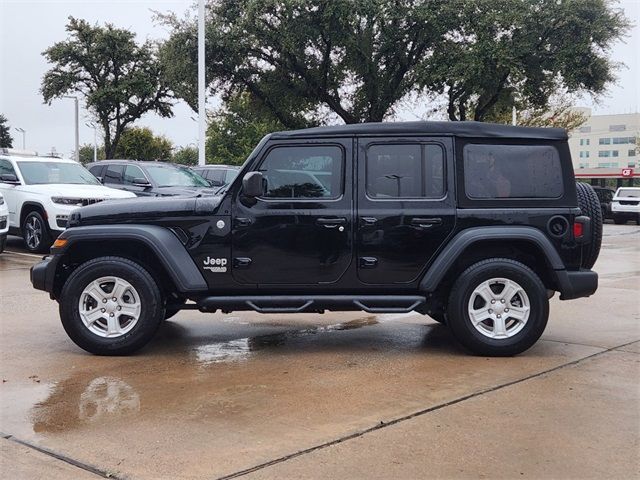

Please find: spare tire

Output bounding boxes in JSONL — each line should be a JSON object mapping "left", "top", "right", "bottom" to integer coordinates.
{"left": 575, "top": 182, "right": 603, "bottom": 269}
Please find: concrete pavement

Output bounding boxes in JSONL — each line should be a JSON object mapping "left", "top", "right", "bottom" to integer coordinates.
{"left": 0, "top": 225, "right": 638, "bottom": 479}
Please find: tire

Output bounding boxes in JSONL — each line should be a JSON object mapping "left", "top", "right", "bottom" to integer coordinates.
{"left": 446, "top": 258, "right": 549, "bottom": 356}
{"left": 0, "top": 234, "right": 6, "bottom": 253}
{"left": 59, "top": 256, "right": 165, "bottom": 355}
{"left": 575, "top": 182, "right": 603, "bottom": 269}
{"left": 22, "top": 210, "right": 52, "bottom": 253}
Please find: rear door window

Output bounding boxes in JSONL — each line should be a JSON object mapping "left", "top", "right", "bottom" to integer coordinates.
{"left": 366, "top": 144, "right": 445, "bottom": 199}
{"left": 104, "top": 164, "right": 124, "bottom": 184}
{"left": 464, "top": 144, "right": 563, "bottom": 199}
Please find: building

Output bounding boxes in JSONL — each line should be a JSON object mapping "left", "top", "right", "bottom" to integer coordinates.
{"left": 568, "top": 110, "right": 639, "bottom": 186}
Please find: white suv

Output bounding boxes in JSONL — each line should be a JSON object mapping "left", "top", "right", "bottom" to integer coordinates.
{"left": 0, "top": 151, "right": 136, "bottom": 252}
{"left": 611, "top": 187, "right": 640, "bottom": 225}
{"left": 0, "top": 192, "right": 8, "bottom": 253}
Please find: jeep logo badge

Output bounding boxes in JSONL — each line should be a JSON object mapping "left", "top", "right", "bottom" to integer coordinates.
{"left": 203, "top": 257, "right": 228, "bottom": 273}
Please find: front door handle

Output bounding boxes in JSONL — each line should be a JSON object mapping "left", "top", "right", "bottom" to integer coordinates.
{"left": 316, "top": 217, "right": 347, "bottom": 228}
{"left": 235, "top": 217, "right": 252, "bottom": 228}
{"left": 410, "top": 217, "right": 443, "bottom": 228}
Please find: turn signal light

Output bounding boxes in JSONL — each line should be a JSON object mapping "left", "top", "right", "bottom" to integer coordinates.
{"left": 53, "top": 238, "right": 68, "bottom": 248}
{"left": 573, "top": 222, "right": 584, "bottom": 238}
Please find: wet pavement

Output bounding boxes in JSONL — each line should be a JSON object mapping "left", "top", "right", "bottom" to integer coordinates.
{"left": 1, "top": 225, "right": 639, "bottom": 479}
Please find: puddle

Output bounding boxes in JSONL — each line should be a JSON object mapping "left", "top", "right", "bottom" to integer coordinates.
{"left": 193, "top": 316, "right": 379, "bottom": 365}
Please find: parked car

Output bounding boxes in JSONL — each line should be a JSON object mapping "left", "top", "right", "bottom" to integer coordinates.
{"left": 192, "top": 165, "right": 240, "bottom": 188}
{"left": 32, "top": 121, "right": 602, "bottom": 357}
{"left": 0, "top": 193, "right": 8, "bottom": 253}
{"left": 0, "top": 150, "right": 135, "bottom": 253}
{"left": 591, "top": 186, "right": 615, "bottom": 220}
{"left": 611, "top": 187, "right": 640, "bottom": 224}
{"left": 87, "top": 160, "right": 216, "bottom": 196}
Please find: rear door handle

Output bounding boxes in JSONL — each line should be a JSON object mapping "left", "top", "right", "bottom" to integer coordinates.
{"left": 410, "top": 217, "right": 443, "bottom": 228}
{"left": 316, "top": 217, "right": 347, "bottom": 228}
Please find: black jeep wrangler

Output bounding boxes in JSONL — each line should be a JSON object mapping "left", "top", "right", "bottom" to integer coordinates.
{"left": 31, "top": 121, "right": 602, "bottom": 356}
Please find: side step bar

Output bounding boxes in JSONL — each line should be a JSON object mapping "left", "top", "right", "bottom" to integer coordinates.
{"left": 197, "top": 295, "right": 426, "bottom": 314}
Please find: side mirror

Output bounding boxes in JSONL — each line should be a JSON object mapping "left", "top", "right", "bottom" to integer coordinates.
{"left": 242, "top": 171, "right": 265, "bottom": 197}
{"left": 132, "top": 178, "right": 151, "bottom": 187}
{"left": 0, "top": 173, "right": 19, "bottom": 185}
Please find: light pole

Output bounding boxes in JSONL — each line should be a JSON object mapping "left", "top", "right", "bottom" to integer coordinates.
{"left": 86, "top": 122, "right": 98, "bottom": 162}
{"left": 198, "top": 0, "right": 206, "bottom": 166}
{"left": 15, "top": 127, "right": 26, "bottom": 149}
{"left": 63, "top": 95, "right": 80, "bottom": 162}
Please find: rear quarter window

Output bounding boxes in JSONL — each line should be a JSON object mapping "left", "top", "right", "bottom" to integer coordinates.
{"left": 463, "top": 144, "right": 563, "bottom": 199}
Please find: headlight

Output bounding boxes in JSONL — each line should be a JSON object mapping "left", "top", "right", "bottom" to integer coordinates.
{"left": 51, "top": 197, "right": 84, "bottom": 206}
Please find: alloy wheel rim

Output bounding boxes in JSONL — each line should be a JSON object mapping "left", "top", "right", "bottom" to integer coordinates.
{"left": 467, "top": 277, "right": 530, "bottom": 339}
{"left": 25, "top": 216, "right": 42, "bottom": 249}
{"left": 78, "top": 276, "right": 142, "bottom": 338}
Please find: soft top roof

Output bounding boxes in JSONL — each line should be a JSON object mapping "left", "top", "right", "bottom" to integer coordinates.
{"left": 270, "top": 121, "right": 567, "bottom": 141}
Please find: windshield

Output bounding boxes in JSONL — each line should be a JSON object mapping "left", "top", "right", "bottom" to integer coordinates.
{"left": 18, "top": 161, "right": 100, "bottom": 185}
{"left": 145, "top": 165, "right": 210, "bottom": 188}
{"left": 617, "top": 188, "right": 640, "bottom": 198}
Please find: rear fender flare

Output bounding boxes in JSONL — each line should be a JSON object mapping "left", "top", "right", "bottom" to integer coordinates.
{"left": 420, "top": 226, "right": 565, "bottom": 292}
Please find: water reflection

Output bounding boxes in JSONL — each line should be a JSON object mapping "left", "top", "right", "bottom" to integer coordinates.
{"left": 193, "top": 316, "right": 379, "bottom": 365}
{"left": 32, "top": 376, "right": 140, "bottom": 433}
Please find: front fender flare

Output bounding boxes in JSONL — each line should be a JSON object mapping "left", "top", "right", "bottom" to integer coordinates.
{"left": 53, "top": 224, "right": 208, "bottom": 293}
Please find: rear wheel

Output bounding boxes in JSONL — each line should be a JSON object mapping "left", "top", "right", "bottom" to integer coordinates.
{"left": 575, "top": 182, "right": 602, "bottom": 269}
{"left": 60, "top": 256, "right": 165, "bottom": 355}
{"left": 447, "top": 258, "right": 549, "bottom": 356}
{"left": 22, "top": 211, "right": 52, "bottom": 253}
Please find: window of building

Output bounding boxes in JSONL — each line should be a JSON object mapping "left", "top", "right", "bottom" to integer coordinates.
{"left": 579, "top": 138, "right": 591, "bottom": 146}
{"left": 609, "top": 124, "right": 626, "bottom": 132}
{"left": 628, "top": 162, "right": 637, "bottom": 168}
{"left": 463, "top": 144, "right": 562, "bottom": 199}
{"left": 599, "top": 138, "right": 611, "bottom": 145}
{"left": 579, "top": 126, "right": 591, "bottom": 133}
{"left": 612, "top": 150, "right": 619, "bottom": 157}
{"left": 579, "top": 151, "right": 590, "bottom": 158}
{"left": 259, "top": 145, "right": 343, "bottom": 199}
{"left": 629, "top": 149, "right": 637, "bottom": 157}
{"left": 579, "top": 162, "right": 589, "bottom": 169}
{"left": 598, "top": 151, "right": 610, "bottom": 157}
{"left": 612, "top": 137, "right": 635, "bottom": 144}
{"left": 597, "top": 162, "right": 619, "bottom": 168}
{"left": 366, "top": 144, "right": 444, "bottom": 199}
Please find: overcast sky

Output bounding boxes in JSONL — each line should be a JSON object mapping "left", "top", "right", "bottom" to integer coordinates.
{"left": 0, "top": 0, "right": 638, "bottom": 158}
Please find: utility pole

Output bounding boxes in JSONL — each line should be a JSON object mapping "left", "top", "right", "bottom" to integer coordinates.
{"left": 15, "top": 127, "right": 26, "bottom": 149}
{"left": 63, "top": 95, "right": 80, "bottom": 161}
{"left": 86, "top": 122, "right": 97, "bottom": 162}
{"left": 198, "top": 0, "right": 206, "bottom": 166}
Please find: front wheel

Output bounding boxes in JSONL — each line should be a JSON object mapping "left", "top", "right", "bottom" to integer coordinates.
{"left": 59, "top": 256, "right": 165, "bottom": 355}
{"left": 22, "top": 211, "right": 52, "bottom": 253}
{"left": 447, "top": 258, "right": 549, "bottom": 356}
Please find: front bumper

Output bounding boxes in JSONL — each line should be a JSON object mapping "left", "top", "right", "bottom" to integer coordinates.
{"left": 611, "top": 204, "right": 640, "bottom": 214}
{"left": 556, "top": 269, "right": 598, "bottom": 300}
{"left": 31, "top": 255, "right": 60, "bottom": 295}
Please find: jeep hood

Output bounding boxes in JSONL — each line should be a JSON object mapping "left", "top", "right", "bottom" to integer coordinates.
{"left": 67, "top": 195, "right": 223, "bottom": 227}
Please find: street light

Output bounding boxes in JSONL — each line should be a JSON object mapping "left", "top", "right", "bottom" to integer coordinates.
{"left": 86, "top": 122, "right": 98, "bottom": 162}
{"left": 62, "top": 95, "right": 80, "bottom": 162}
{"left": 15, "top": 127, "right": 26, "bottom": 149}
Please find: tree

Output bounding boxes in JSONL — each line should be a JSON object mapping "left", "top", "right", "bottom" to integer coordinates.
{"left": 78, "top": 143, "right": 105, "bottom": 164}
{"left": 206, "top": 91, "right": 285, "bottom": 165}
{"left": 172, "top": 146, "right": 198, "bottom": 166}
{"left": 160, "top": 0, "right": 628, "bottom": 126}
{"left": 41, "top": 17, "right": 174, "bottom": 159}
{"left": 160, "top": 0, "right": 458, "bottom": 127}
{"left": 0, "top": 114, "right": 13, "bottom": 148}
{"left": 489, "top": 94, "right": 587, "bottom": 131}
{"left": 427, "top": 0, "right": 629, "bottom": 121}
{"left": 114, "top": 127, "right": 173, "bottom": 161}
